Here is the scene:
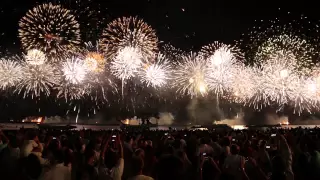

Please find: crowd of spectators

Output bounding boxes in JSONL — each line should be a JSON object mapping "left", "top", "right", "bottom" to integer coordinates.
{"left": 0, "top": 126, "right": 320, "bottom": 180}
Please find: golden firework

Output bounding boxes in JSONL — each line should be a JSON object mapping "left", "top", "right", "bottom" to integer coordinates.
{"left": 18, "top": 3, "right": 81, "bottom": 61}
{"left": 84, "top": 52, "right": 106, "bottom": 73}
{"left": 101, "top": 16, "right": 158, "bottom": 61}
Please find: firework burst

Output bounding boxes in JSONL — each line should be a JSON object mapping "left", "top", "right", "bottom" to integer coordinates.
{"left": 84, "top": 52, "right": 106, "bottom": 73}
{"left": 111, "top": 46, "right": 143, "bottom": 81}
{"left": 228, "top": 65, "right": 256, "bottom": 103}
{"left": 101, "top": 16, "right": 158, "bottom": 60}
{"left": 24, "top": 49, "right": 47, "bottom": 65}
{"left": 287, "top": 77, "right": 319, "bottom": 114}
{"left": 62, "top": 57, "right": 88, "bottom": 84}
{"left": 245, "top": 66, "right": 272, "bottom": 109}
{"left": 0, "top": 58, "right": 23, "bottom": 90}
{"left": 260, "top": 50, "right": 301, "bottom": 111}
{"left": 16, "top": 63, "right": 60, "bottom": 98}
{"left": 255, "top": 34, "right": 314, "bottom": 74}
{"left": 174, "top": 53, "right": 208, "bottom": 97}
{"left": 18, "top": 3, "right": 81, "bottom": 60}
{"left": 139, "top": 54, "right": 172, "bottom": 88}
{"left": 83, "top": 41, "right": 106, "bottom": 73}
{"left": 200, "top": 42, "right": 242, "bottom": 95}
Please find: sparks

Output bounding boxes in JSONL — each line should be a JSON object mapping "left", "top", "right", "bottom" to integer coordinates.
{"left": 111, "top": 46, "right": 143, "bottom": 81}
{"left": 18, "top": 3, "right": 81, "bottom": 61}
{"left": 173, "top": 53, "right": 208, "bottom": 97}
{"left": 200, "top": 42, "right": 242, "bottom": 95}
{"left": 62, "top": 57, "right": 88, "bottom": 84}
{"left": 24, "top": 49, "right": 47, "bottom": 65}
{"left": 139, "top": 54, "right": 172, "bottom": 88}
{"left": 101, "top": 16, "right": 158, "bottom": 60}
{"left": 16, "top": 62, "right": 59, "bottom": 98}
{"left": 0, "top": 58, "right": 23, "bottom": 90}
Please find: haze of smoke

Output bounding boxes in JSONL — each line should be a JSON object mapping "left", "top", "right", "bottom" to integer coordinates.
{"left": 149, "top": 112, "right": 174, "bottom": 125}
{"left": 186, "top": 97, "right": 241, "bottom": 124}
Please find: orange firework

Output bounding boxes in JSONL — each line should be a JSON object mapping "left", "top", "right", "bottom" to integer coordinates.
{"left": 84, "top": 52, "right": 106, "bottom": 73}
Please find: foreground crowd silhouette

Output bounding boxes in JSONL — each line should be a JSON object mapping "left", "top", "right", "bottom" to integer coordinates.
{"left": 0, "top": 126, "right": 319, "bottom": 180}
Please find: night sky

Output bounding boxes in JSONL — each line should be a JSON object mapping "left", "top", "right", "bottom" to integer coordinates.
{"left": 0, "top": 0, "right": 319, "bottom": 121}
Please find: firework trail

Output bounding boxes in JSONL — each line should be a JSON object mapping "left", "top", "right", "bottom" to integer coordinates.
{"left": 19, "top": 3, "right": 81, "bottom": 61}
{"left": 56, "top": 83, "right": 91, "bottom": 101}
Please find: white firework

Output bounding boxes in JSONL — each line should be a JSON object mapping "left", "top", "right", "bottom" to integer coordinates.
{"left": 261, "top": 50, "right": 300, "bottom": 111}
{"left": 229, "top": 64, "right": 256, "bottom": 103}
{"left": 255, "top": 34, "right": 314, "bottom": 74}
{"left": 0, "top": 59, "right": 23, "bottom": 90}
{"left": 16, "top": 63, "right": 59, "bottom": 98}
{"left": 24, "top": 49, "right": 46, "bottom": 65}
{"left": 174, "top": 53, "right": 208, "bottom": 97}
{"left": 203, "top": 45, "right": 240, "bottom": 95}
{"left": 111, "top": 46, "right": 143, "bottom": 80}
{"left": 246, "top": 66, "right": 272, "bottom": 109}
{"left": 62, "top": 57, "right": 88, "bottom": 84}
{"left": 287, "top": 77, "right": 318, "bottom": 114}
{"left": 139, "top": 54, "right": 172, "bottom": 88}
